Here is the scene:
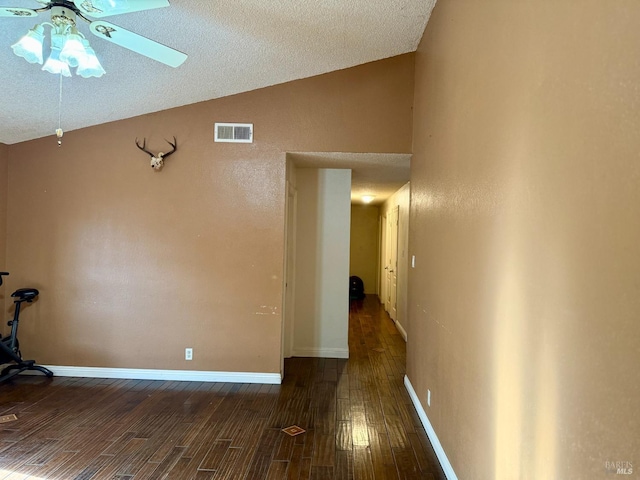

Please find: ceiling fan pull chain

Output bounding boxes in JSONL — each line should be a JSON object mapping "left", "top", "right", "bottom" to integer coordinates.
{"left": 56, "top": 72, "right": 64, "bottom": 147}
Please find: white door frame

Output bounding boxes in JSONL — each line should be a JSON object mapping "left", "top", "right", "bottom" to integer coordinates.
{"left": 282, "top": 181, "right": 297, "bottom": 365}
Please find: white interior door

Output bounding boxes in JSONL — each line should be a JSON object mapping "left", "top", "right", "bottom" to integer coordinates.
{"left": 385, "top": 206, "right": 400, "bottom": 320}
{"left": 380, "top": 214, "right": 388, "bottom": 305}
{"left": 384, "top": 213, "right": 392, "bottom": 312}
{"left": 389, "top": 206, "right": 399, "bottom": 321}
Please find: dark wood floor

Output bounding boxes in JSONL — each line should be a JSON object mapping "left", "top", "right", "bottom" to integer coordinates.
{"left": 0, "top": 295, "right": 446, "bottom": 479}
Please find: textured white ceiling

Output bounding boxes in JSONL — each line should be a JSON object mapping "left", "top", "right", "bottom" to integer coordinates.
{"left": 0, "top": 0, "right": 436, "bottom": 145}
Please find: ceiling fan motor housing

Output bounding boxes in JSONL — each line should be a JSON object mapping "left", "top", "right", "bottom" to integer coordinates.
{"left": 51, "top": 6, "right": 77, "bottom": 28}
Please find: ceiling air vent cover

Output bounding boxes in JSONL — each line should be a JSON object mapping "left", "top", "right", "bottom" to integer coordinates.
{"left": 214, "top": 123, "right": 253, "bottom": 143}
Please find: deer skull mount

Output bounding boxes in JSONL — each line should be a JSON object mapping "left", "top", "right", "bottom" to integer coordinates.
{"left": 135, "top": 137, "right": 177, "bottom": 171}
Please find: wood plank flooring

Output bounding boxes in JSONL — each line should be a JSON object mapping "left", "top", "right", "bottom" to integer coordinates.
{"left": 0, "top": 295, "right": 446, "bottom": 479}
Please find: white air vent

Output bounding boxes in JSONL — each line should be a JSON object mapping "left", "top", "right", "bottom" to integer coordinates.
{"left": 214, "top": 123, "right": 253, "bottom": 143}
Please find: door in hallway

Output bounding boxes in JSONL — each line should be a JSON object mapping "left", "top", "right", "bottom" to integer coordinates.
{"left": 386, "top": 206, "right": 399, "bottom": 321}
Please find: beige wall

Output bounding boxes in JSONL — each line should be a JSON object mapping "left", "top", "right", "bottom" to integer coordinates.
{"left": 380, "top": 182, "right": 410, "bottom": 338}
{"left": 408, "top": 2, "right": 640, "bottom": 479}
{"left": 5, "top": 54, "right": 414, "bottom": 375}
{"left": 349, "top": 204, "right": 379, "bottom": 295}
{"left": 0, "top": 143, "right": 7, "bottom": 327}
{"left": 293, "top": 168, "right": 351, "bottom": 358}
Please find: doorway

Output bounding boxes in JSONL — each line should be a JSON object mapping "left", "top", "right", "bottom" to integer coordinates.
{"left": 283, "top": 153, "right": 410, "bottom": 365}
{"left": 385, "top": 205, "right": 399, "bottom": 322}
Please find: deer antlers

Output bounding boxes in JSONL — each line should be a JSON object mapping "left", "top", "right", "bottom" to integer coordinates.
{"left": 135, "top": 137, "right": 177, "bottom": 170}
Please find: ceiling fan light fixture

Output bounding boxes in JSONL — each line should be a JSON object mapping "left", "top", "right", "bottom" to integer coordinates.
{"left": 42, "top": 41, "right": 71, "bottom": 77}
{"left": 59, "top": 27, "right": 87, "bottom": 68}
{"left": 11, "top": 9, "right": 103, "bottom": 78}
{"left": 5, "top": 0, "right": 186, "bottom": 79}
{"left": 76, "top": 39, "right": 105, "bottom": 78}
{"left": 11, "top": 24, "right": 45, "bottom": 65}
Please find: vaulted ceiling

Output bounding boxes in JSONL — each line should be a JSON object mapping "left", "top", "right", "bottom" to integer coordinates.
{"left": 1, "top": 0, "right": 436, "bottom": 145}
{"left": 1, "top": 0, "right": 436, "bottom": 204}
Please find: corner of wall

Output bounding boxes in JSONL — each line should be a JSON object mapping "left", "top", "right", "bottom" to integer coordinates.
{"left": 285, "top": 153, "right": 297, "bottom": 189}
{"left": 0, "top": 143, "right": 8, "bottom": 326}
{"left": 293, "top": 168, "right": 352, "bottom": 356}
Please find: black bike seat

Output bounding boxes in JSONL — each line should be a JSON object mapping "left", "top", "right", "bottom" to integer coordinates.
{"left": 11, "top": 288, "right": 39, "bottom": 301}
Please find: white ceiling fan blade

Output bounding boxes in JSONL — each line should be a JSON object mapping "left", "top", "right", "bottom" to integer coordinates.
{"left": 0, "top": 7, "right": 37, "bottom": 17}
{"left": 90, "top": 20, "right": 187, "bottom": 68}
{"left": 74, "top": 0, "right": 169, "bottom": 18}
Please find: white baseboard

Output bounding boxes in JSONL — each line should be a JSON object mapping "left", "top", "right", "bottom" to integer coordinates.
{"left": 404, "top": 375, "right": 458, "bottom": 480}
{"left": 291, "top": 348, "right": 349, "bottom": 359}
{"left": 26, "top": 366, "right": 282, "bottom": 384}
{"left": 395, "top": 320, "right": 408, "bottom": 341}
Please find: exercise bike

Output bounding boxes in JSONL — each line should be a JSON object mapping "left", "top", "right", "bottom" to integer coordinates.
{"left": 0, "top": 272, "right": 53, "bottom": 383}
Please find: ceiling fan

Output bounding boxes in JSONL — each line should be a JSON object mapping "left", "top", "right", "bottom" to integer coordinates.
{"left": 0, "top": 0, "right": 187, "bottom": 77}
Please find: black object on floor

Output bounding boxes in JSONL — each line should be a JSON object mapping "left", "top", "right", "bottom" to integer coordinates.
{"left": 349, "top": 275, "right": 365, "bottom": 300}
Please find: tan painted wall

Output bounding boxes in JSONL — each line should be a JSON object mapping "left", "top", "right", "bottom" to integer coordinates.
{"left": 293, "top": 168, "right": 351, "bottom": 358}
{"left": 0, "top": 143, "right": 7, "bottom": 328}
{"left": 5, "top": 54, "right": 414, "bottom": 374}
{"left": 380, "top": 182, "right": 409, "bottom": 338}
{"left": 349, "top": 204, "right": 379, "bottom": 295}
{"left": 408, "top": 2, "right": 640, "bottom": 479}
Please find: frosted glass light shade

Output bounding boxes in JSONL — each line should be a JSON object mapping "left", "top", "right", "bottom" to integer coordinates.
{"left": 60, "top": 28, "right": 87, "bottom": 68}
{"left": 16, "top": 27, "right": 106, "bottom": 79}
{"left": 11, "top": 24, "right": 44, "bottom": 64}
{"left": 42, "top": 46, "right": 71, "bottom": 77}
{"left": 77, "top": 40, "right": 106, "bottom": 78}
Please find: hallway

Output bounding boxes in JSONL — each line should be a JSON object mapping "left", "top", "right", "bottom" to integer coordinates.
{"left": 0, "top": 296, "right": 445, "bottom": 479}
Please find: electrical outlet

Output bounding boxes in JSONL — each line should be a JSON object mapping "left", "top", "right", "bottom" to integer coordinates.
{"left": 185, "top": 348, "right": 193, "bottom": 361}
{"left": 427, "top": 389, "right": 431, "bottom": 407}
